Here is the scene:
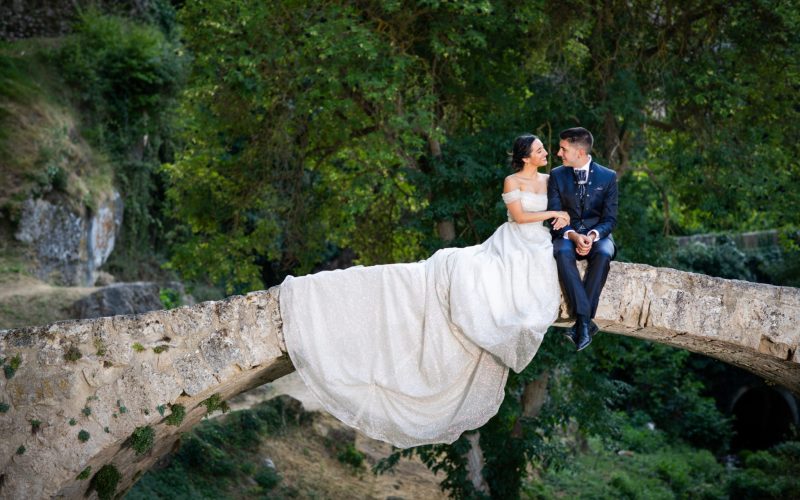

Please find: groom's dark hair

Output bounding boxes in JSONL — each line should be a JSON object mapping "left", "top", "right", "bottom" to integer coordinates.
{"left": 559, "top": 127, "right": 593, "bottom": 154}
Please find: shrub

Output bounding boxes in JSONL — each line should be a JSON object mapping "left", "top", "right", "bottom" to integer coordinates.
{"left": 337, "top": 444, "right": 366, "bottom": 470}
{"left": 200, "top": 394, "right": 229, "bottom": 416}
{"left": 129, "top": 426, "right": 155, "bottom": 455}
{"left": 164, "top": 404, "right": 185, "bottom": 426}
{"left": 673, "top": 237, "right": 754, "bottom": 281}
{"left": 78, "top": 430, "right": 90, "bottom": 442}
{"left": 728, "top": 441, "right": 800, "bottom": 499}
{"left": 159, "top": 288, "right": 180, "bottom": 309}
{"left": 254, "top": 466, "right": 281, "bottom": 490}
{"left": 77, "top": 466, "right": 92, "bottom": 480}
{"left": 90, "top": 464, "right": 122, "bottom": 500}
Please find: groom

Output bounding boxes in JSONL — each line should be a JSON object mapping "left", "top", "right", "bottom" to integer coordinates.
{"left": 547, "top": 127, "right": 618, "bottom": 351}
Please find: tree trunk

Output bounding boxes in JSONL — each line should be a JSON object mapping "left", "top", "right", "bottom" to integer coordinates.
{"left": 465, "top": 432, "right": 490, "bottom": 495}
{"left": 428, "top": 135, "right": 456, "bottom": 242}
{"left": 521, "top": 372, "right": 550, "bottom": 418}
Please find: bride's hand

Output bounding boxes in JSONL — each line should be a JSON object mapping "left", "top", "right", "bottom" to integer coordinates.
{"left": 552, "top": 211, "right": 569, "bottom": 230}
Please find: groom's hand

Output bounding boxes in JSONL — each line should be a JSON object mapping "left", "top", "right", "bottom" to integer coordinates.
{"left": 568, "top": 232, "right": 591, "bottom": 255}
{"left": 575, "top": 234, "right": 593, "bottom": 256}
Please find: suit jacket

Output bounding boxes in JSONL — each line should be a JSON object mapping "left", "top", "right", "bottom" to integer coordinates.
{"left": 547, "top": 161, "right": 618, "bottom": 242}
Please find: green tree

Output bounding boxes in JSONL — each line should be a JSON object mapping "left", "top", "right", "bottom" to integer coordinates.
{"left": 167, "top": 0, "right": 559, "bottom": 293}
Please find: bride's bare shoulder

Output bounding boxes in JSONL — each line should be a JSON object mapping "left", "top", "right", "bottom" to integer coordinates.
{"left": 503, "top": 174, "right": 520, "bottom": 191}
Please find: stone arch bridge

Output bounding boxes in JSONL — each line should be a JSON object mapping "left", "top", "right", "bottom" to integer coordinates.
{"left": 1, "top": 262, "right": 798, "bottom": 498}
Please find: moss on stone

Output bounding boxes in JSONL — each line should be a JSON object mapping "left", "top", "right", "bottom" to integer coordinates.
{"left": 156, "top": 404, "right": 166, "bottom": 416}
{"left": 78, "top": 429, "right": 90, "bottom": 442}
{"left": 132, "top": 342, "right": 145, "bottom": 352}
{"left": 69, "top": 417, "right": 77, "bottom": 426}
{"left": 152, "top": 345, "right": 169, "bottom": 354}
{"left": 16, "top": 445, "right": 25, "bottom": 455}
{"left": 82, "top": 406, "right": 91, "bottom": 417}
{"left": 76, "top": 466, "right": 91, "bottom": 480}
{"left": 129, "top": 425, "right": 155, "bottom": 455}
{"left": 93, "top": 338, "right": 107, "bottom": 356}
{"left": 3, "top": 354, "right": 22, "bottom": 379}
{"left": 200, "top": 393, "right": 229, "bottom": 416}
{"left": 30, "top": 419, "right": 41, "bottom": 434}
{"left": 89, "top": 464, "right": 122, "bottom": 500}
{"left": 0, "top": 401, "right": 9, "bottom": 413}
{"left": 165, "top": 404, "right": 186, "bottom": 426}
{"left": 64, "top": 345, "right": 82, "bottom": 362}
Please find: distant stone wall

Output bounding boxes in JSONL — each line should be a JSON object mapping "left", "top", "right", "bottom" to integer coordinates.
{"left": 0, "top": 0, "right": 156, "bottom": 41}
{"left": 674, "top": 230, "right": 780, "bottom": 253}
{"left": 0, "top": 0, "right": 78, "bottom": 41}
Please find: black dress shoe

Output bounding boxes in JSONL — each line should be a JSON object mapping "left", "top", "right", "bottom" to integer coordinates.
{"left": 589, "top": 321, "right": 599, "bottom": 337}
{"left": 576, "top": 320, "right": 592, "bottom": 352}
{"left": 562, "top": 325, "right": 578, "bottom": 345}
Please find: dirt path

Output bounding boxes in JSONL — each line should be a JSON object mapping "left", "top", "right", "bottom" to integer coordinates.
{"left": 0, "top": 274, "right": 97, "bottom": 329}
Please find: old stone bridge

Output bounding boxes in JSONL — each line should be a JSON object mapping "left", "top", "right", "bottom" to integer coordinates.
{"left": 1, "top": 262, "right": 798, "bottom": 498}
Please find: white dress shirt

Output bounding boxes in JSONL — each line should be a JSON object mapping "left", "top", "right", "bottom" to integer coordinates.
{"left": 564, "top": 157, "right": 601, "bottom": 241}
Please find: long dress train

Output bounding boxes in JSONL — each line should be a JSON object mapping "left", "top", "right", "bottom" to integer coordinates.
{"left": 279, "top": 190, "right": 559, "bottom": 448}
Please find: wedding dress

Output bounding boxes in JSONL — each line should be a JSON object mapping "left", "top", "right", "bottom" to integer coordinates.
{"left": 279, "top": 190, "right": 559, "bottom": 448}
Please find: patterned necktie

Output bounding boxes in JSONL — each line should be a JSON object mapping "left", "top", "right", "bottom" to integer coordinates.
{"left": 574, "top": 169, "right": 587, "bottom": 211}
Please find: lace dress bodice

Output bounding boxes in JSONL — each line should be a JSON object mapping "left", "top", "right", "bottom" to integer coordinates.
{"left": 501, "top": 189, "right": 548, "bottom": 223}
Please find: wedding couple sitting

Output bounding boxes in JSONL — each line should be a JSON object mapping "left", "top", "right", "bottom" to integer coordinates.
{"left": 507, "top": 127, "right": 618, "bottom": 351}
{"left": 280, "top": 126, "right": 618, "bottom": 447}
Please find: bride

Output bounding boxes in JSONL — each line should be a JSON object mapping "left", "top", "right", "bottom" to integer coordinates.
{"left": 279, "top": 134, "right": 567, "bottom": 448}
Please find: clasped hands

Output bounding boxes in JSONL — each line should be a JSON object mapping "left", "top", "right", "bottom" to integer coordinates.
{"left": 549, "top": 212, "right": 595, "bottom": 256}
{"left": 569, "top": 231, "right": 596, "bottom": 256}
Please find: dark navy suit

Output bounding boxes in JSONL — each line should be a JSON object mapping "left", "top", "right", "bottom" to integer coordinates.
{"left": 547, "top": 161, "right": 618, "bottom": 319}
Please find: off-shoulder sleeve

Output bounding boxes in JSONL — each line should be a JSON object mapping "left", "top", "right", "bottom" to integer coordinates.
{"left": 502, "top": 189, "right": 522, "bottom": 204}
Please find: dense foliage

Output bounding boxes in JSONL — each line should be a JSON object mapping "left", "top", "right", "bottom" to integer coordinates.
{"left": 166, "top": 0, "right": 798, "bottom": 293}
{"left": 128, "top": 397, "right": 310, "bottom": 499}
{"left": 55, "top": 6, "right": 185, "bottom": 278}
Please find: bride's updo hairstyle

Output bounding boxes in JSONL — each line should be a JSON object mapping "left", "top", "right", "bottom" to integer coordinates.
{"left": 509, "top": 134, "right": 540, "bottom": 172}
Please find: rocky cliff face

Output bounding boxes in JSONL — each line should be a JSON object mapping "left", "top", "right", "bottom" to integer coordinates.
{"left": 14, "top": 192, "right": 123, "bottom": 286}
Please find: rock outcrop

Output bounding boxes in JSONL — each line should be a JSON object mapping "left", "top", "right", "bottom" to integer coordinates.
{"left": 0, "top": 262, "right": 798, "bottom": 498}
{"left": 71, "top": 282, "right": 163, "bottom": 320}
{"left": 14, "top": 193, "right": 123, "bottom": 287}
